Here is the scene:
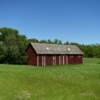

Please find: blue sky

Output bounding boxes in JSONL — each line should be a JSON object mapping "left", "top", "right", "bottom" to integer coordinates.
{"left": 0, "top": 0, "right": 100, "bottom": 44}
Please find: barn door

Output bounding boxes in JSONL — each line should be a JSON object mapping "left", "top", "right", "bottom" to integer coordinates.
{"left": 53, "top": 56, "right": 56, "bottom": 65}
{"left": 42, "top": 56, "right": 46, "bottom": 66}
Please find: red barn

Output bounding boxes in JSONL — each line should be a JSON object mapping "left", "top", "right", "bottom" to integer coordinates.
{"left": 26, "top": 43, "right": 83, "bottom": 66}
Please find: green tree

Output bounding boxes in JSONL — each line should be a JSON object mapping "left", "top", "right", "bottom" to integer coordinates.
{"left": 53, "top": 39, "right": 62, "bottom": 44}
{"left": 28, "top": 38, "right": 39, "bottom": 43}
{"left": 0, "top": 27, "right": 28, "bottom": 64}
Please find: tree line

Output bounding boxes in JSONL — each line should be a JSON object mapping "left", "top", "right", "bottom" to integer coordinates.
{"left": 0, "top": 27, "right": 100, "bottom": 64}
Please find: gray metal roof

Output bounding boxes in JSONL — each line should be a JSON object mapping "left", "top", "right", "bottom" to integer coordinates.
{"left": 30, "top": 43, "right": 83, "bottom": 55}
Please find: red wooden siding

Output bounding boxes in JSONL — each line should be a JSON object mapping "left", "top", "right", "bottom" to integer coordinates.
{"left": 38, "top": 55, "right": 42, "bottom": 66}
{"left": 68, "top": 55, "right": 83, "bottom": 64}
{"left": 26, "top": 45, "right": 37, "bottom": 65}
{"left": 60, "top": 55, "right": 63, "bottom": 65}
{"left": 45, "top": 55, "right": 53, "bottom": 65}
{"left": 56, "top": 55, "right": 59, "bottom": 65}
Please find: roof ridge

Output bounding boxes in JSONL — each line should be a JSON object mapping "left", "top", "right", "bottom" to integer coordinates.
{"left": 30, "top": 42, "right": 75, "bottom": 46}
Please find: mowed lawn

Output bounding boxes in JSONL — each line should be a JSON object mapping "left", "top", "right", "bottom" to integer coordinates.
{"left": 0, "top": 58, "right": 100, "bottom": 100}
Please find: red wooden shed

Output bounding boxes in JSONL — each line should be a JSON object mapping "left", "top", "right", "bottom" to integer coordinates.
{"left": 26, "top": 43, "right": 83, "bottom": 66}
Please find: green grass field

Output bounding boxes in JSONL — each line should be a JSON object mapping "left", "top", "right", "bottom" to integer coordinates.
{"left": 0, "top": 58, "right": 100, "bottom": 100}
